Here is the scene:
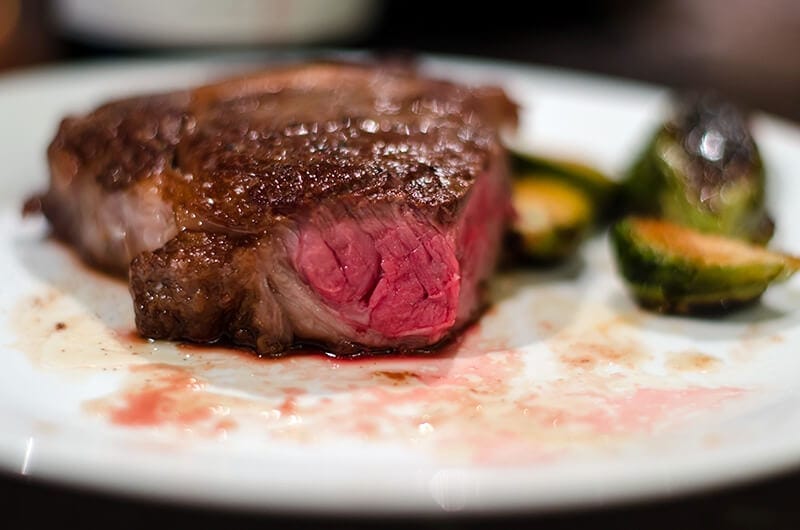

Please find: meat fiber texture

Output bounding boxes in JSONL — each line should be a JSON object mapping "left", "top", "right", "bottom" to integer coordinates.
{"left": 42, "top": 61, "right": 518, "bottom": 356}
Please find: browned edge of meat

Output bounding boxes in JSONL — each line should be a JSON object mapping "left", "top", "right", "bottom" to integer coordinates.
{"left": 39, "top": 60, "right": 518, "bottom": 356}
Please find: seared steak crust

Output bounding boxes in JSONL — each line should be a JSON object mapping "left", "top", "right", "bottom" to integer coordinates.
{"left": 49, "top": 93, "right": 193, "bottom": 191}
{"left": 42, "top": 61, "right": 517, "bottom": 355}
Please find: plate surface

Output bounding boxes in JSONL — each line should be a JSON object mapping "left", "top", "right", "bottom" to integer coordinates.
{"left": 2, "top": 54, "right": 800, "bottom": 515}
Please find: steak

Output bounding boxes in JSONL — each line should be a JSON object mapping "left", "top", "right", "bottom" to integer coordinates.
{"left": 42, "top": 61, "right": 517, "bottom": 355}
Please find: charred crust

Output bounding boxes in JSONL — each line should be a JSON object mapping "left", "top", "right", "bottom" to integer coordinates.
{"left": 50, "top": 62, "right": 515, "bottom": 232}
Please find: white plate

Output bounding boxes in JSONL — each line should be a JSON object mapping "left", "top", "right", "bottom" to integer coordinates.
{"left": 2, "top": 54, "right": 800, "bottom": 516}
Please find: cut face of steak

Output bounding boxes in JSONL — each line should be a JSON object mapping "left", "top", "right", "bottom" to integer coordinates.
{"left": 42, "top": 61, "right": 517, "bottom": 355}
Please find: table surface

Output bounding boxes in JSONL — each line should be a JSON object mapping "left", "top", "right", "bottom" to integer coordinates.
{"left": 4, "top": 468, "right": 800, "bottom": 529}
{"left": 3, "top": 1, "right": 800, "bottom": 526}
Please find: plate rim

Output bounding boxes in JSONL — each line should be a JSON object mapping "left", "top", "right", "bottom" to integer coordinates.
{"left": 2, "top": 52, "right": 800, "bottom": 516}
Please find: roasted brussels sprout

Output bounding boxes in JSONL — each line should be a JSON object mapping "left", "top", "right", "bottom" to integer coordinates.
{"left": 510, "top": 176, "right": 593, "bottom": 262}
{"left": 511, "top": 150, "right": 619, "bottom": 219}
{"left": 611, "top": 217, "right": 799, "bottom": 314}
{"left": 624, "top": 92, "right": 774, "bottom": 244}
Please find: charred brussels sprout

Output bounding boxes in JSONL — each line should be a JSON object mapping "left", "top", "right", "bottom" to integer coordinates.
{"left": 509, "top": 176, "right": 593, "bottom": 262}
{"left": 511, "top": 150, "right": 619, "bottom": 219}
{"left": 624, "top": 93, "right": 774, "bottom": 244}
{"left": 611, "top": 217, "right": 799, "bottom": 314}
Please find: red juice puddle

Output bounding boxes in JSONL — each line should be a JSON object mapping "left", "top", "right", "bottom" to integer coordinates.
{"left": 114, "top": 328, "right": 151, "bottom": 348}
{"left": 89, "top": 321, "right": 748, "bottom": 465}
{"left": 616, "top": 387, "right": 746, "bottom": 432}
{"left": 103, "top": 364, "right": 212, "bottom": 428}
{"left": 516, "top": 386, "right": 746, "bottom": 439}
{"left": 177, "top": 340, "right": 256, "bottom": 357}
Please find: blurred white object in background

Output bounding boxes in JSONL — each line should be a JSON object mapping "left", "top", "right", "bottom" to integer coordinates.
{"left": 53, "top": 0, "right": 381, "bottom": 47}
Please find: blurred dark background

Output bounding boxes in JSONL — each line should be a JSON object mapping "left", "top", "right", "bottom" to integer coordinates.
{"left": 2, "top": 0, "right": 800, "bottom": 119}
{"left": 3, "top": 0, "right": 800, "bottom": 528}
